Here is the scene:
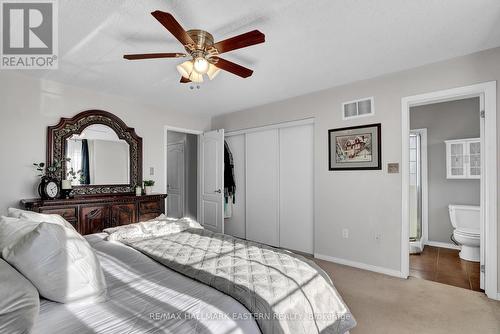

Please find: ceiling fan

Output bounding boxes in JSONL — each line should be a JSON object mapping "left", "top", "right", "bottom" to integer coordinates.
{"left": 123, "top": 11, "right": 265, "bottom": 84}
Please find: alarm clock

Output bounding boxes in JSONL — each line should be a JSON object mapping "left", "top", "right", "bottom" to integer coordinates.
{"left": 38, "top": 177, "right": 60, "bottom": 200}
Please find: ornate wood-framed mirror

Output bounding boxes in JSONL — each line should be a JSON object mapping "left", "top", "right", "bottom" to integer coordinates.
{"left": 47, "top": 110, "right": 142, "bottom": 196}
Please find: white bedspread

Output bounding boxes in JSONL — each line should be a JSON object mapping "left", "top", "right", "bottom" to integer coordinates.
{"left": 32, "top": 233, "right": 260, "bottom": 334}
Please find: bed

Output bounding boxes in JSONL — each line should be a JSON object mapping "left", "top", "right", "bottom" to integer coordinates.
{"left": 32, "top": 223, "right": 356, "bottom": 334}
{"left": 32, "top": 233, "right": 261, "bottom": 334}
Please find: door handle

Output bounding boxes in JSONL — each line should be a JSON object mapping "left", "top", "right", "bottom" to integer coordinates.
{"left": 214, "top": 189, "right": 222, "bottom": 193}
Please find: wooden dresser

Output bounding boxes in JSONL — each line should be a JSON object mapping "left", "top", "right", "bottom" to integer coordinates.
{"left": 20, "top": 194, "right": 167, "bottom": 235}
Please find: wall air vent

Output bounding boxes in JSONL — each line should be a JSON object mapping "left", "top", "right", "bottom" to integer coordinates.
{"left": 342, "top": 97, "right": 374, "bottom": 120}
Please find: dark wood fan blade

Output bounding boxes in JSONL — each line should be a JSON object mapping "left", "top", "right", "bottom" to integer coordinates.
{"left": 213, "top": 57, "right": 253, "bottom": 78}
{"left": 151, "top": 11, "right": 195, "bottom": 46}
{"left": 123, "top": 53, "right": 186, "bottom": 60}
{"left": 180, "top": 76, "right": 191, "bottom": 83}
{"left": 213, "top": 30, "right": 265, "bottom": 54}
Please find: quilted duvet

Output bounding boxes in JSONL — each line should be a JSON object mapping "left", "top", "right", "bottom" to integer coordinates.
{"left": 108, "top": 225, "right": 356, "bottom": 334}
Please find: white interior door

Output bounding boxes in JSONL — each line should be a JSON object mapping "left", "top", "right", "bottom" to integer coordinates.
{"left": 167, "top": 143, "right": 185, "bottom": 218}
{"left": 246, "top": 129, "right": 280, "bottom": 247}
{"left": 199, "top": 129, "right": 224, "bottom": 233}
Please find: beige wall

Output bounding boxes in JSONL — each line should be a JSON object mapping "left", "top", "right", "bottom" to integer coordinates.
{"left": 212, "top": 47, "right": 500, "bottom": 289}
{"left": 0, "top": 72, "right": 211, "bottom": 213}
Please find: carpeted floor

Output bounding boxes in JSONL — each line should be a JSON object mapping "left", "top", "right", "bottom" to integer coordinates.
{"left": 313, "top": 258, "right": 500, "bottom": 334}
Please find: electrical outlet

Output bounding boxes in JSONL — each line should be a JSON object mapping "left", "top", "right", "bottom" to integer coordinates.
{"left": 342, "top": 228, "right": 349, "bottom": 239}
{"left": 375, "top": 233, "right": 382, "bottom": 242}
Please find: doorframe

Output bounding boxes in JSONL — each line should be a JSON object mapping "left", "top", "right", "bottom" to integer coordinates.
{"left": 401, "top": 81, "right": 497, "bottom": 299}
{"left": 164, "top": 126, "right": 203, "bottom": 220}
{"left": 409, "top": 128, "right": 428, "bottom": 248}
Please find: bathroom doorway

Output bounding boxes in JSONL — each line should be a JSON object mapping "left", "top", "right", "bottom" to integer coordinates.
{"left": 401, "top": 82, "right": 497, "bottom": 299}
{"left": 408, "top": 97, "right": 481, "bottom": 291}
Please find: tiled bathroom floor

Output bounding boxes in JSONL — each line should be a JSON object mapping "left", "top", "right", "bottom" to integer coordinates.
{"left": 409, "top": 246, "right": 481, "bottom": 291}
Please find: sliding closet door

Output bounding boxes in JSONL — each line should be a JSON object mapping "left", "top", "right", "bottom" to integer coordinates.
{"left": 279, "top": 124, "right": 314, "bottom": 253}
{"left": 246, "top": 129, "right": 279, "bottom": 247}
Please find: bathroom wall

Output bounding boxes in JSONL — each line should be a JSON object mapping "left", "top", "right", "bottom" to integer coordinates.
{"left": 410, "top": 97, "right": 480, "bottom": 244}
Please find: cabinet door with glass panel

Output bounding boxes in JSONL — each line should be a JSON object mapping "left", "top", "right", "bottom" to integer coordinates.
{"left": 445, "top": 138, "right": 480, "bottom": 179}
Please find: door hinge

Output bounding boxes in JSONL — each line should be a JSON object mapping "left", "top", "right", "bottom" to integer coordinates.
{"left": 480, "top": 110, "right": 485, "bottom": 118}
{"left": 480, "top": 264, "right": 485, "bottom": 273}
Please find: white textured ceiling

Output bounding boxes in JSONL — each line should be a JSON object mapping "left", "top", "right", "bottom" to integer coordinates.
{"left": 20, "top": 0, "right": 500, "bottom": 116}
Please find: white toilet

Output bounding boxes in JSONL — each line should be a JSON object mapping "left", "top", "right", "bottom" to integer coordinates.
{"left": 448, "top": 204, "right": 480, "bottom": 262}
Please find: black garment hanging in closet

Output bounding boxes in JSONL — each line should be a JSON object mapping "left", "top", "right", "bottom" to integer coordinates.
{"left": 224, "top": 140, "right": 236, "bottom": 203}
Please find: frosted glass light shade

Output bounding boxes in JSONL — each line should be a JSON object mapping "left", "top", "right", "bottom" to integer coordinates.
{"left": 189, "top": 71, "right": 203, "bottom": 83}
{"left": 193, "top": 57, "right": 209, "bottom": 74}
{"left": 207, "top": 63, "right": 221, "bottom": 80}
{"left": 176, "top": 61, "right": 193, "bottom": 78}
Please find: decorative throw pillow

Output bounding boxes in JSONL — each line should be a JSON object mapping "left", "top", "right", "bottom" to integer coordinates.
{"left": 0, "top": 258, "right": 39, "bottom": 334}
{"left": 8, "top": 208, "right": 75, "bottom": 230}
{"left": 3, "top": 222, "right": 107, "bottom": 304}
{"left": 0, "top": 216, "right": 39, "bottom": 253}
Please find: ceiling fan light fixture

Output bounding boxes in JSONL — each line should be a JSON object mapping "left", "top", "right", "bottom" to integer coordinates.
{"left": 207, "top": 63, "right": 221, "bottom": 80}
{"left": 189, "top": 70, "right": 203, "bottom": 83}
{"left": 124, "top": 11, "right": 265, "bottom": 84}
{"left": 176, "top": 60, "right": 193, "bottom": 78}
{"left": 193, "top": 57, "right": 209, "bottom": 74}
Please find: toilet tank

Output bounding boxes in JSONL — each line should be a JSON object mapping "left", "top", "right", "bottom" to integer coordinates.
{"left": 448, "top": 205, "right": 480, "bottom": 231}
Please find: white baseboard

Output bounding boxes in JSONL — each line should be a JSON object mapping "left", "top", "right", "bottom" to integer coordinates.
{"left": 424, "top": 240, "right": 461, "bottom": 250}
{"left": 314, "top": 253, "right": 405, "bottom": 278}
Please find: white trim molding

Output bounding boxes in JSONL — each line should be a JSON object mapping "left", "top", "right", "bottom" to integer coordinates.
{"left": 401, "top": 81, "right": 497, "bottom": 300}
{"left": 314, "top": 253, "right": 405, "bottom": 278}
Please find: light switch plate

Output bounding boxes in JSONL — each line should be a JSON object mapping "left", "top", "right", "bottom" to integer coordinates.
{"left": 387, "top": 163, "right": 399, "bottom": 174}
{"left": 149, "top": 167, "right": 154, "bottom": 176}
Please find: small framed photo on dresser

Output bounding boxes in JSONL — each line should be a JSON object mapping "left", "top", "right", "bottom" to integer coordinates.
{"left": 328, "top": 123, "right": 381, "bottom": 170}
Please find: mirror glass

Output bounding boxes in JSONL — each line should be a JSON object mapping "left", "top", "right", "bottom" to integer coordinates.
{"left": 65, "top": 124, "right": 130, "bottom": 185}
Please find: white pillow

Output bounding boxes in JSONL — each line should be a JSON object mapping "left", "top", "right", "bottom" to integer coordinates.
{"left": 8, "top": 208, "right": 75, "bottom": 230}
{"left": 3, "top": 222, "right": 107, "bottom": 304}
{"left": 0, "top": 216, "right": 40, "bottom": 253}
{"left": 0, "top": 258, "right": 39, "bottom": 334}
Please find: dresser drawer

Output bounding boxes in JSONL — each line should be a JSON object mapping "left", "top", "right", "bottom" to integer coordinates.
{"left": 39, "top": 206, "right": 78, "bottom": 221}
{"left": 139, "top": 200, "right": 162, "bottom": 214}
{"left": 139, "top": 212, "right": 162, "bottom": 222}
{"left": 21, "top": 194, "right": 166, "bottom": 235}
